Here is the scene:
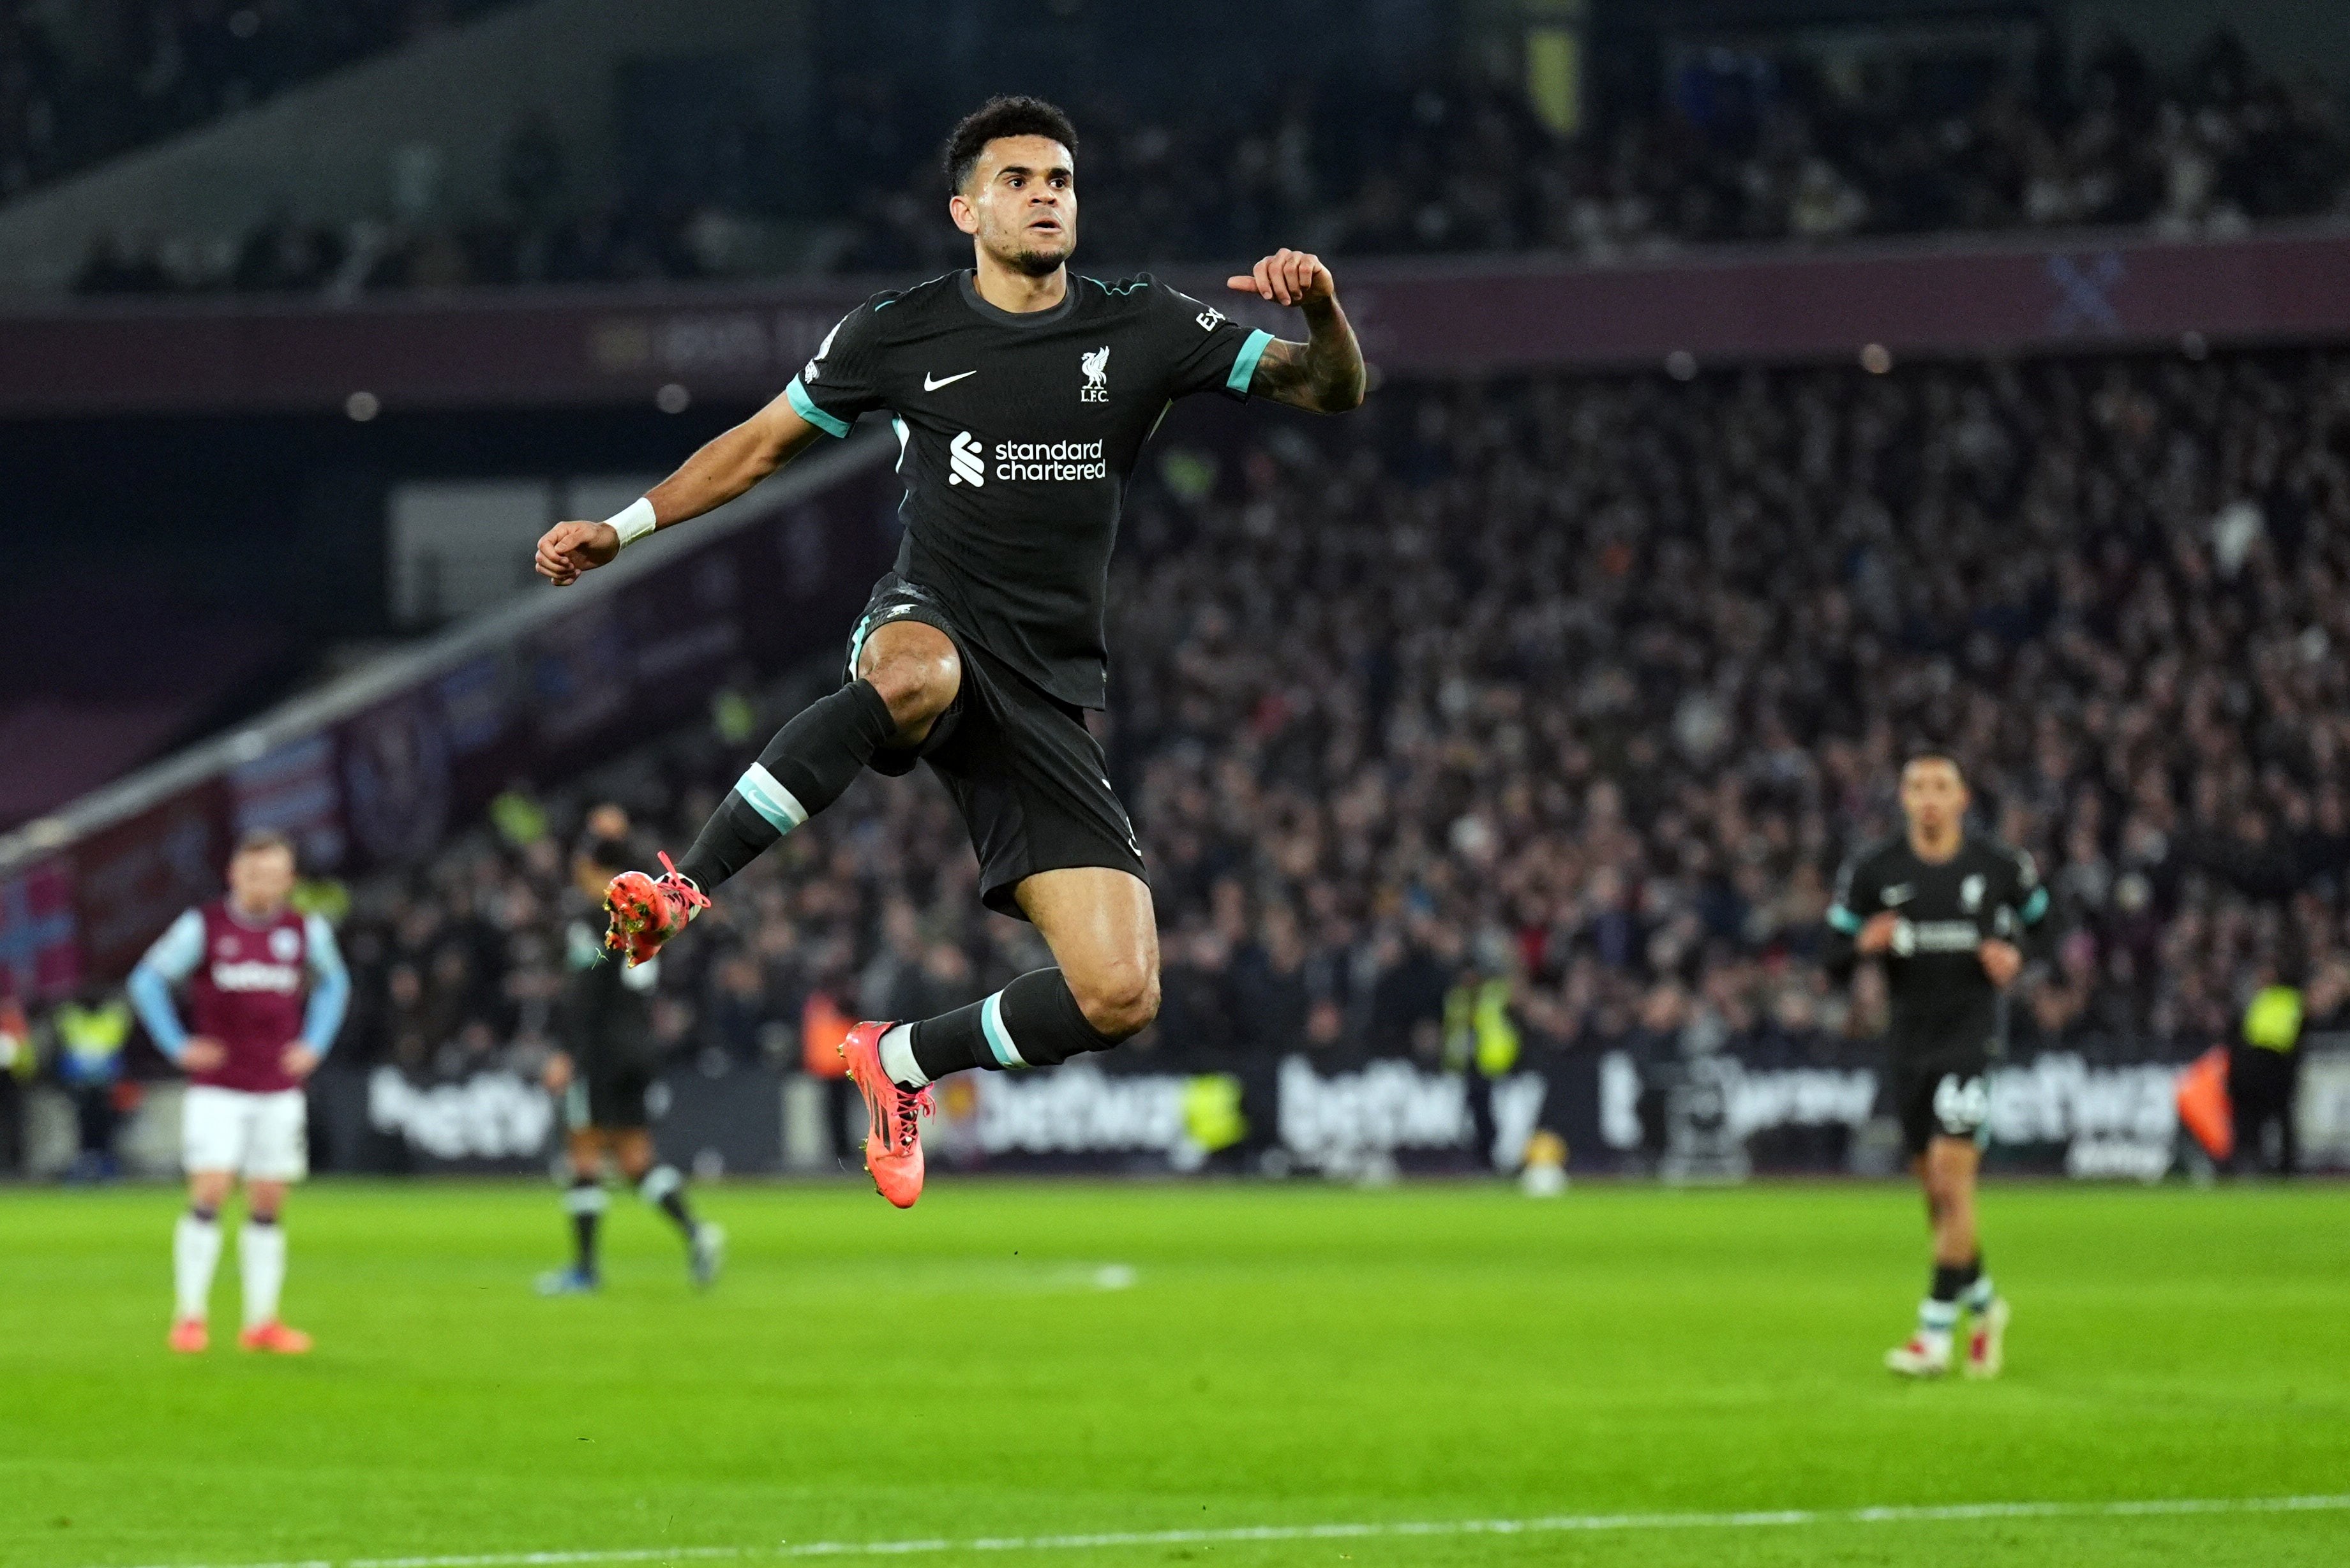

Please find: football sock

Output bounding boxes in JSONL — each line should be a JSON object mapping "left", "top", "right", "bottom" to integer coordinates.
{"left": 1917, "top": 1264, "right": 1965, "bottom": 1351}
{"left": 638, "top": 1165, "right": 698, "bottom": 1240}
{"left": 238, "top": 1217, "right": 286, "bottom": 1329}
{"left": 174, "top": 1209, "right": 223, "bottom": 1320}
{"left": 1915, "top": 1297, "right": 1959, "bottom": 1349}
{"left": 909, "top": 968, "right": 1120, "bottom": 1082}
{"left": 1961, "top": 1257, "right": 1996, "bottom": 1313}
{"left": 879, "top": 1024, "right": 927, "bottom": 1087}
{"left": 677, "top": 681, "right": 899, "bottom": 891}
{"left": 564, "top": 1177, "right": 606, "bottom": 1274}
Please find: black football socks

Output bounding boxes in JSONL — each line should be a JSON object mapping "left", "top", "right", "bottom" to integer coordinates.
{"left": 676, "top": 680, "right": 899, "bottom": 891}
{"left": 564, "top": 1177, "right": 605, "bottom": 1276}
{"left": 638, "top": 1165, "right": 699, "bottom": 1240}
{"left": 894, "top": 967, "right": 1123, "bottom": 1086}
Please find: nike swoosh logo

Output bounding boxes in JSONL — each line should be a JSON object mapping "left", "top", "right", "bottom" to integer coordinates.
{"left": 924, "top": 371, "right": 977, "bottom": 391}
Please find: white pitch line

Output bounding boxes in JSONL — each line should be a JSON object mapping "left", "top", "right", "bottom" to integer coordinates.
{"left": 101, "top": 1493, "right": 2350, "bottom": 1568}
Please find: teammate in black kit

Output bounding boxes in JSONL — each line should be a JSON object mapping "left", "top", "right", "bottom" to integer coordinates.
{"left": 530, "top": 97, "right": 1365, "bottom": 1207}
{"left": 1825, "top": 756, "right": 2050, "bottom": 1378}
{"left": 537, "top": 812, "right": 722, "bottom": 1292}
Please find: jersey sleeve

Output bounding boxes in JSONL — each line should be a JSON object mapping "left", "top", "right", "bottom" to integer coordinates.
{"left": 137, "top": 907, "right": 207, "bottom": 983}
{"left": 1826, "top": 853, "right": 1882, "bottom": 937}
{"left": 301, "top": 914, "right": 352, "bottom": 1053}
{"left": 784, "top": 299, "right": 892, "bottom": 437}
{"left": 1822, "top": 853, "right": 1882, "bottom": 980}
{"left": 1998, "top": 847, "right": 2055, "bottom": 959}
{"left": 1146, "top": 281, "right": 1277, "bottom": 402}
{"left": 126, "top": 908, "right": 204, "bottom": 1059}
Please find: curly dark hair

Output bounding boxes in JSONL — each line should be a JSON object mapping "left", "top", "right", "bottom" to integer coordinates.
{"left": 941, "top": 95, "right": 1078, "bottom": 195}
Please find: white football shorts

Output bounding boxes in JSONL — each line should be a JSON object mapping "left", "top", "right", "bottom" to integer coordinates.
{"left": 181, "top": 1086, "right": 309, "bottom": 1181}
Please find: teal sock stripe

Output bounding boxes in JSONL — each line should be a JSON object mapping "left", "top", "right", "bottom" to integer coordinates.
{"left": 980, "top": 990, "right": 1027, "bottom": 1068}
{"left": 735, "top": 763, "right": 809, "bottom": 834}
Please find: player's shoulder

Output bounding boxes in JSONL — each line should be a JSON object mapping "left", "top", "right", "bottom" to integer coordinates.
{"left": 1968, "top": 833, "right": 2040, "bottom": 886}
{"left": 1844, "top": 835, "right": 1908, "bottom": 877}
{"left": 1077, "top": 271, "right": 1218, "bottom": 324}
{"left": 1075, "top": 271, "right": 1163, "bottom": 302}
{"left": 835, "top": 273, "right": 962, "bottom": 335}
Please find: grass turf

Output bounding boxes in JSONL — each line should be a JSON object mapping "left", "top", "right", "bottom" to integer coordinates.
{"left": 2, "top": 1177, "right": 2346, "bottom": 1568}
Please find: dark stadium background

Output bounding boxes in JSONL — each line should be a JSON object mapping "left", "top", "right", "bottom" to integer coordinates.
{"left": 3, "top": 0, "right": 2349, "bottom": 1184}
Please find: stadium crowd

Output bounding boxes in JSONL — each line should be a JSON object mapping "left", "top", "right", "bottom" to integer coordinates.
{"left": 67, "top": 29, "right": 2350, "bottom": 298}
{"left": 290, "top": 347, "right": 2350, "bottom": 1098}
{"left": 1, "top": 1, "right": 515, "bottom": 202}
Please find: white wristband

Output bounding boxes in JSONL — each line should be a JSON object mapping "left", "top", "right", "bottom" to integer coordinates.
{"left": 606, "top": 497, "right": 658, "bottom": 549}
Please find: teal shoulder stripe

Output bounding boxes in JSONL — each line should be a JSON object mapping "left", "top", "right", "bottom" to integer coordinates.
{"left": 2020, "top": 886, "right": 2049, "bottom": 923}
{"left": 1227, "top": 328, "right": 1275, "bottom": 396}
{"left": 786, "top": 378, "right": 851, "bottom": 438}
{"left": 1825, "top": 906, "right": 1862, "bottom": 935}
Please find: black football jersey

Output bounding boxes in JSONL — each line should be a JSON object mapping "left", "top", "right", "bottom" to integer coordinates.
{"left": 560, "top": 916, "right": 658, "bottom": 1073}
{"left": 786, "top": 269, "right": 1275, "bottom": 708}
{"left": 1827, "top": 833, "right": 2048, "bottom": 1063}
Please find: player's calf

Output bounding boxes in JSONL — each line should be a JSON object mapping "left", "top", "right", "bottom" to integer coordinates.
{"left": 170, "top": 1202, "right": 224, "bottom": 1348}
{"left": 885, "top": 967, "right": 1128, "bottom": 1084}
{"left": 670, "top": 677, "right": 909, "bottom": 899}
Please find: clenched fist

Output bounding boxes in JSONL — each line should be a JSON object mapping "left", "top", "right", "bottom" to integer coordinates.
{"left": 534, "top": 519, "right": 620, "bottom": 587}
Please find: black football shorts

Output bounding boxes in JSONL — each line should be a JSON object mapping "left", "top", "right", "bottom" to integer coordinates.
{"left": 846, "top": 574, "right": 1148, "bottom": 920}
{"left": 1890, "top": 1056, "right": 1993, "bottom": 1158}
{"left": 567, "top": 1064, "right": 653, "bottom": 1132}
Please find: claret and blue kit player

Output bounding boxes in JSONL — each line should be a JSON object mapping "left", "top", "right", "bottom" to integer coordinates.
{"left": 126, "top": 828, "right": 348, "bottom": 1354}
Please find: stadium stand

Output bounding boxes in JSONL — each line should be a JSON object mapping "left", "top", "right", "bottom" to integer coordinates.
{"left": 0, "top": 1, "right": 521, "bottom": 202}
{"left": 62, "top": 28, "right": 2350, "bottom": 297}
{"left": 311, "top": 348, "right": 2350, "bottom": 1112}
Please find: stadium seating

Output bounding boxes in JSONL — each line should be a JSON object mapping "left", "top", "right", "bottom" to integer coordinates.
{"left": 0, "top": 1, "right": 521, "bottom": 202}
{"left": 63, "top": 29, "right": 2350, "bottom": 297}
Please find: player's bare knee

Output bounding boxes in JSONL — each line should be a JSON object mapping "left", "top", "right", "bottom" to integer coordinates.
{"left": 1075, "top": 959, "right": 1159, "bottom": 1040}
{"left": 858, "top": 627, "right": 960, "bottom": 737}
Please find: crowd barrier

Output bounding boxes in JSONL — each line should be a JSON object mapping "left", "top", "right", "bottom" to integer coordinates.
{"left": 27, "top": 1040, "right": 2345, "bottom": 1184}
{"left": 22, "top": 1034, "right": 2350, "bottom": 1184}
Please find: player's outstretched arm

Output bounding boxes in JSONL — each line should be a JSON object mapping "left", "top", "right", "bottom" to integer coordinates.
{"left": 1227, "top": 249, "right": 1366, "bottom": 414}
{"left": 534, "top": 391, "right": 830, "bottom": 586}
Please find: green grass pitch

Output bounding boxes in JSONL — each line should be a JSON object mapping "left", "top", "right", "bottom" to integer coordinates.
{"left": 4, "top": 1177, "right": 2347, "bottom": 1567}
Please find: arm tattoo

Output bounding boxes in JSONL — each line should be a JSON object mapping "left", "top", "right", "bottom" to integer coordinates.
{"left": 1250, "top": 299, "right": 1367, "bottom": 413}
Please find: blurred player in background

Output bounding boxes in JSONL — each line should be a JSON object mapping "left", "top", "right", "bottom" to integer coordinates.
{"left": 127, "top": 829, "right": 348, "bottom": 1354}
{"left": 537, "top": 805, "right": 723, "bottom": 1295}
{"left": 533, "top": 94, "right": 1366, "bottom": 1209}
{"left": 1825, "top": 756, "right": 2049, "bottom": 1379}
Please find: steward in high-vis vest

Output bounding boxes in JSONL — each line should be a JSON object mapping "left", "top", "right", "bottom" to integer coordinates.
{"left": 54, "top": 991, "right": 133, "bottom": 1180}
{"left": 2230, "top": 973, "right": 2306, "bottom": 1175}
